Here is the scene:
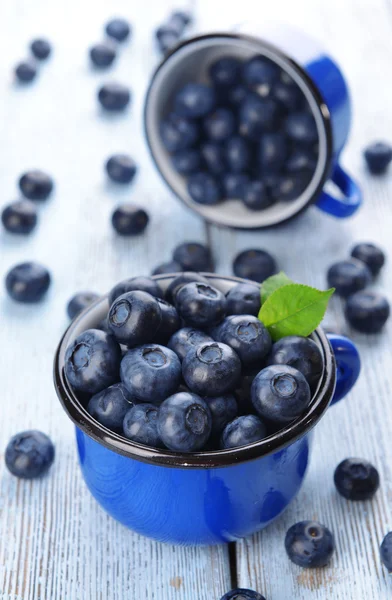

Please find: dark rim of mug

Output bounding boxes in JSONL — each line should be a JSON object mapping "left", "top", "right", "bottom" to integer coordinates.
{"left": 54, "top": 274, "right": 336, "bottom": 469}
{"left": 144, "top": 32, "right": 334, "bottom": 231}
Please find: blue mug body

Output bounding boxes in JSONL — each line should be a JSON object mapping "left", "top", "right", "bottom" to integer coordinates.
{"left": 145, "top": 23, "right": 361, "bottom": 229}
{"left": 54, "top": 275, "right": 361, "bottom": 546}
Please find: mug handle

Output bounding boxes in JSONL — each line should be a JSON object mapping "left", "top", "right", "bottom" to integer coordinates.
{"left": 327, "top": 333, "right": 361, "bottom": 405}
{"left": 316, "top": 164, "right": 362, "bottom": 218}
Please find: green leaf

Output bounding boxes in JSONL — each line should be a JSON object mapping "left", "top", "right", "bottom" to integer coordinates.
{"left": 258, "top": 284, "right": 335, "bottom": 341}
{"left": 261, "top": 271, "right": 294, "bottom": 304}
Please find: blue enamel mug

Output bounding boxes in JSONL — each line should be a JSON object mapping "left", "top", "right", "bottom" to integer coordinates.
{"left": 54, "top": 274, "right": 361, "bottom": 546}
{"left": 144, "top": 23, "right": 362, "bottom": 229}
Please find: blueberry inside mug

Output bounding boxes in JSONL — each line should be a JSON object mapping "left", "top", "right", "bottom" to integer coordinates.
{"left": 144, "top": 23, "right": 362, "bottom": 229}
{"left": 54, "top": 274, "right": 361, "bottom": 546}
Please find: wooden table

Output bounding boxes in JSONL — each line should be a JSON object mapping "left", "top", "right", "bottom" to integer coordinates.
{"left": 1, "top": 0, "right": 391, "bottom": 598}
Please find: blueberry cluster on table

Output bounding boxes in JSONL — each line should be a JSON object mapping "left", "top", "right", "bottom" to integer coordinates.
{"left": 14, "top": 37, "right": 52, "bottom": 84}
{"left": 160, "top": 54, "right": 318, "bottom": 210}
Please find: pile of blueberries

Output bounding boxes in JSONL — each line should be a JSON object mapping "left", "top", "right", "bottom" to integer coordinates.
{"left": 160, "top": 54, "right": 319, "bottom": 210}
{"left": 14, "top": 38, "right": 52, "bottom": 84}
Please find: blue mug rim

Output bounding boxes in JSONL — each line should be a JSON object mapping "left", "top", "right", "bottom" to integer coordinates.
{"left": 53, "top": 273, "right": 336, "bottom": 469}
{"left": 144, "top": 31, "right": 334, "bottom": 231}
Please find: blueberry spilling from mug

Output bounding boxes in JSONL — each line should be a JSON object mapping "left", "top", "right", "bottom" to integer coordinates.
{"left": 159, "top": 54, "right": 318, "bottom": 210}
{"left": 64, "top": 271, "right": 334, "bottom": 453}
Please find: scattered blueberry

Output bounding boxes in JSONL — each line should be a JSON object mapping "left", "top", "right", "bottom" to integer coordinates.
{"left": 239, "top": 94, "right": 279, "bottom": 138}
{"left": 121, "top": 344, "right": 181, "bottom": 404}
{"left": 286, "top": 149, "right": 317, "bottom": 173}
{"left": 15, "top": 60, "right": 37, "bottom": 83}
{"left": 285, "top": 112, "right": 318, "bottom": 145}
{"left": 156, "top": 29, "right": 179, "bottom": 54}
{"left": 285, "top": 521, "right": 335, "bottom": 568}
{"left": 327, "top": 259, "right": 372, "bottom": 297}
{"left": 19, "top": 170, "right": 53, "bottom": 201}
{"left": 108, "top": 290, "right": 162, "bottom": 346}
{"left": 151, "top": 261, "right": 183, "bottom": 275}
{"left": 209, "top": 56, "right": 241, "bottom": 88}
{"left": 364, "top": 142, "right": 392, "bottom": 175}
{"left": 112, "top": 205, "right": 149, "bottom": 236}
{"left": 174, "top": 83, "right": 216, "bottom": 118}
{"left": 258, "top": 133, "right": 287, "bottom": 173}
{"left": 220, "top": 590, "right": 266, "bottom": 600}
{"left": 225, "top": 136, "right": 251, "bottom": 173}
{"left": 182, "top": 341, "right": 241, "bottom": 396}
{"left": 1, "top": 199, "right": 37, "bottom": 234}
{"left": 171, "top": 10, "right": 192, "bottom": 26}
{"left": 67, "top": 291, "right": 99, "bottom": 319}
{"left": 222, "top": 173, "right": 249, "bottom": 199}
{"left": 65, "top": 329, "right": 121, "bottom": 394}
{"left": 30, "top": 39, "right": 51, "bottom": 60}
{"left": 5, "top": 262, "right": 51, "bottom": 303}
{"left": 172, "top": 149, "right": 201, "bottom": 174}
{"left": 345, "top": 291, "right": 390, "bottom": 333}
{"left": 243, "top": 180, "right": 273, "bottom": 211}
{"left": 90, "top": 42, "right": 116, "bottom": 68}
{"left": 105, "top": 18, "right": 131, "bottom": 42}
{"left": 220, "top": 414, "right": 267, "bottom": 450}
{"left": 251, "top": 364, "right": 311, "bottom": 424}
{"left": 273, "top": 78, "right": 303, "bottom": 112}
{"left": 5, "top": 431, "right": 55, "bottom": 479}
{"left": 334, "top": 458, "right": 380, "bottom": 501}
{"left": 168, "top": 327, "right": 213, "bottom": 361}
{"left": 205, "top": 394, "right": 238, "bottom": 437}
{"left": 187, "top": 172, "right": 222, "bottom": 205}
{"left": 233, "top": 249, "right": 277, "bottom": 283}
{"left": 226, "top": 282, "right": 261, "bottom": 317}
{"left": 173, "top": 242, "right": 213, "bottom": 272}
{"left": 175, "top": 282, "right": 227, "bottom": 328}
{"left": 155, "top": 298, "right": 181, "bottom": 342}
{"left": 351, "top": 242, "right": 385, "bottom": 277}
{"left": 98, "top": 83, "right": 130, "bottom": 111}
{"left": 380, "top": 532, "right": 392, "bottom": 572}
{"left": 267, "top": 335, "right": 323, "bottom": 389}
{"left": 106, "top": 155, "right": 137, "bottom": 185}
{"left": 271, "top": 172, "right": 311, "bottom": 202}
{"left": 242, "top": 55, "right": 280, "bottom": 88}
{"left": 158, "top": 392, "right": 212, "bottom": 452}
{"left": 167, "top": 11, "right": 190, "bottom": 33}
{"left": 87, "top": 383, "right": 134, "bottom": 431}
{"left": 204, "top": 108, "right": 236, "bottom": 142}
{"left": 165, "top": 272, "right": 209, "bottom": 304}
{"left": 160, "top": 113, "right": 199, "bottom": 152}
{"left": 200, "top": 142, "right": 227, "bottom": 175}
{"left": 109, "top": 276, "right": 163, "bottom": 305}
{"left": 123, "top": 403, "right": 163, "bottom": 447}
{"left": 216, "top": 315, "right": 271, "bottom": 367}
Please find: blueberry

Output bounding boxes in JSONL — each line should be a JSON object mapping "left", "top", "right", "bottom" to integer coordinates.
{"left": 243, "top": 180, "right": 273, "bottom": 211}
{"left": 154, "top": 298, "right": 181, "bottom": 342}
{"left": 258, "top": 133, "right": 288, "bottom": 173}
{"left": 98, "top": 83, "right": 130, "bottom": 111}
{"left": 121, "top": 345, "right": 181, "bottom": 404}
{"left": 220, "top": 590, "right": 266, "bottom": 600}
{"left": 182, "top": 341, "right": 241, "bottom": 396}
{"left": 286, "top": 149, "right": 317, "bottom": 174}
{"left": 65, "top": 329, "right": 121, "bottom": 394}
{"left": 105, "top": 18, "right": 131, "bottom": 42}
{"left": 285, "top": 112, "right": 318, "bottom": 145}
{"left": 5, "top": 431, "right": 55, "bottom": 479}
{"left": 205, "top": 394, "right": 238, "bottom": 437}
{"left": 251, "top": 364, "right": 311, "bottom": 424}
{"left": 380, "top": 533, "right": 392, "bottom": 572}
{"left": 204, "top": 108, "right": 236, "bottom": 142}
{"left": 272, "top": 78, "right": 303, "bottom": 112}
{"left": 123, "top": 404, "right": 163, "bottom": 447}
{"left": 5, "top": 262, "right": 51, "bottom": 303}
{"left": 19, "top": 170, "right": 53, "bottom": 201}
{"left": 351, "top": 242, "right": 385, "bottom": 276}
{"left": 220, "top": 415, "right": 267, "bottom": 449}
{"left": 151, "top": 261, "right": 183, "bottom": 275}
{"left": 175, "top": 282, "right": 227, "bottom": 328}
{"left": 239, "top": 94, "right": 279, "bottom": 138}
{"left": 158, "top": 392, "right": 212, "bottom": 451}
{"left": 364, "top": 142, "right": 392, "bottom": 174}
{"left": 187, "top": 173, "right": 223, "bottom": 205}
{"left": 30, "top": 39, "right": 51, "bottom": 60}
{"left": 112, "top": 205, "right": 149, "bottom": 236}
{"left": 173, "top": 242, "right": 213, "bottom": 272}
{"left": 156, "top": 30, "right": 179, "bottom": 54}
{"left": 345, "top": 291, "right": 390, "bottom": 333}
{"left": 87, "top": 383, "right": 134, "bottom": 431}
{"left": 109, "top": 276, "right": 163, "bottom": 305}
{"left": 225, "top": 136, "right": 251, "bottom": 173}
{"left": 15, "top": 60, "right": 37, "bottom": 83}
{"left": 327, "top": 259, "right": 372, "bottom": 298}
{"left": 160, "top": 113, "right": 198, "bottom": 152}
{"left": 267, "top": 335, "right": 323, "bottom": 389}
{"left": 242, "top": 55, "right": 280, "bottom": 88}
{"left": 334, "top": 458, "right": 379, "bottom": 501}
{"left": 156, "top": 24, "right": 182, "bottom": 41}
{"left": 226, "top": 283, "right": 261, "bottom": 317}
{"left": 168, "top": 327, "right": 213, "bottom": 361}
{"left": 200, "top": 142, "right": 226, "bottom": 175}
{"left": 67, "top": 291, "right": 99, "bottom": 319}
{"left": 209, "top": 56, "right": 241, "bottom": 87}
{"left": 90, "top": 42, "right": 116, "bottom": 68}
{"left": 167, "top": 11, "right": 190, "bottom": 33}
{"left": 216, "top": 315, "right": 271, "bottom": 367}
{"left": 270, "top": 172, "right": 311, "bottom": 202}
{"left": 1, "top": 199, "right": 37, "bottom": 234}
{"left": 165, "top": 272, "right": 209, "bottom": 304}
{"left": 105, "top": 154, "right": 137, "bottom": 183}
{"left": 222, "top": 173, "right": 249, "bottom": 199}
{"left": 108, "top": 290, "right": 162, "bottom": 346}
{"left": 171, "top": 10, "right": 192, "bottom": 26}
{"left": 285, "top": 521, "right": 335, "bottom": 568}
{"left": 233, "top": 249, "right": 277, "bottom": 283}
{"left": 227, "top": 84, "right": 248, "bottom": 107}
{"left": 172, "top": 149, "right": 201, "bottom": 174}
{"left": 174, "top": 83, "right": 216, "bottom": 118}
